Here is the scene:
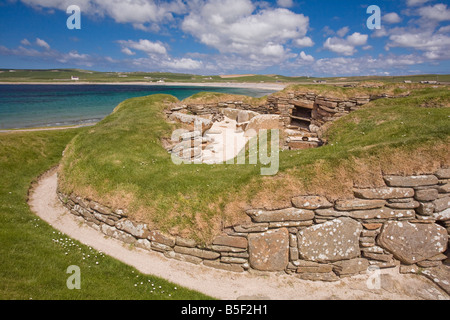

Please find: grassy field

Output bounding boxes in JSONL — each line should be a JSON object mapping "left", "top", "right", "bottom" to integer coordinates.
{"left": 1, "top": 68, "right": 448, "bottom": 84}
{"left": 58, "top": 84, "right": 450, "bottom": 243}
{"left": 0, "top": 129, "right": 212, "bottom": 300}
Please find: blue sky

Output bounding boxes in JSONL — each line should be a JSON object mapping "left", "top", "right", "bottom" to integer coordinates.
{"left": 0, "top": 0, "right": 449, "bottom": 76}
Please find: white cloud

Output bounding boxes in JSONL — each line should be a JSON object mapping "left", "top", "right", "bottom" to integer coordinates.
{"left": 336, "top": 26, "right": 350, "bottom": 37}
{"left": 117, "top": 39, "right": 167, "bottom": 56}
{"left": 181, "top": 0, "right": 310, "bottom": 63}
{"left": 161, "top": 58, "right": 204, "bottom": 71}
{"left": 20, "top": 0, "right": 187, "bottom": 31}
{"left": 36, "top": 38, "right": 50, "bottom": 50}
{"left": 418, "top": 4, "right": 450, "bottom": 22}
{"left": 121, "top": 47, "right": 136, "bottom": 56}
{"left": 406, "top": 0, "right": 431, "bottom": 7}
{"left": 294, "top": 37, "right": 314, "bottom": 48}
{"left": 438, "top": 25, "right": 450, "bottom": 33}
{"left": 387, "top": 30, "right": 450, "bottom": 60}
{"left": 21, "top": 39, "right": 31, "bottom": 46}
{"left": 0, "top": 43, "right": 96, "bottom": 67}
{"left": 346, "top": 32, "right": 369, "bottom": 46}
{"left": 277, "top": 0, "right": 294, "bottom": 8}
{"left": 383, "top": 12, "right": 402, "bottom": 24}
{"left": 299, "top": 51, "right": 314, "bottom": 62}
{"left": 372, "top": 26, "right": 389, "bottom": 38}
{"left": 323, "top": 32, "right": 368, "bottom": 56}
{"left": 287, "top": 53, "right": 426, "bottom": 77}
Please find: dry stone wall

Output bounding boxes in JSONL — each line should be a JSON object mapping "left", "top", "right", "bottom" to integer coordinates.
{"left": 169, "top": 90, "right": 409, "bottom": 151}
{"left": 58, "top": 168, "right": 450, "bottom": 281}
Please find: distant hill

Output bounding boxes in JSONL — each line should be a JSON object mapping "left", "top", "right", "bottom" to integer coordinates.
{"left": 0, "top": 68, "right": 448, "bottom": 84}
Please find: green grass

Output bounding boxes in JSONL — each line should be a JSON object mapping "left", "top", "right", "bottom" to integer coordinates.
{"left": 0, "top": 129, "right": 212, "bottom": 300}
{"left": 59, "top": 85, "right": 450, "bottom": 243}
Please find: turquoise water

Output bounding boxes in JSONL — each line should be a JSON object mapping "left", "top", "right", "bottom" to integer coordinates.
{"left": 0, "top": 84, "right": 275, "bottom": 129}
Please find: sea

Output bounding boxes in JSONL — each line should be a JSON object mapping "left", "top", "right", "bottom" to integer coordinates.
{"left": 0, "top": 84, "right": 275, "bottom": 129}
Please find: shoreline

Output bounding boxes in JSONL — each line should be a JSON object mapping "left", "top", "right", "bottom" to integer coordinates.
{"left": 0, "top": 123, "right": 97, "bottom": 133}
{"left": 0, "top": 82, "right": 285, "bottom": 132}
{"left": 0, "top": 81, "right": 288, "bottom": 91}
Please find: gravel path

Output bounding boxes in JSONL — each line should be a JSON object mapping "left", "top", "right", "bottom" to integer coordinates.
{"left": 28, "top": 169, "right": 449, "bottom": 300}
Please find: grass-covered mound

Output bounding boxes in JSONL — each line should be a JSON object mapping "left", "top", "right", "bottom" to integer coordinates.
{"left": 59, "top": 86, "right": 450, "bottom": 243}
{"left": 181, "top": 91, "right": 268, "bottom": 105}
{"left": 276, "top": 82, "right": 432, "bottom": 99}
{"left": 0, "top": 128, "right": 210, "bottom": 299}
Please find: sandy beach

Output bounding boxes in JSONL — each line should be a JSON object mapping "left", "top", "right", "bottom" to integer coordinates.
{"left": 0, "top": 81, "right": 288, "bottom": 92}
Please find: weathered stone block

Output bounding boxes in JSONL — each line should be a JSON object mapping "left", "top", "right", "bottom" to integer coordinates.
{"left": 360, "top": 237, "right": 375, "bottom": 245}
{"left": 209, "top": 245, "right": 246, "bottom": 253}
{"left": 291, "top": 196, "right": 333, "bottom": 209}
{"left": 289, "top": 233, "right": 297, "bottom": 247}
{"left": 297, "top": 217, "right": 363, "bottom": 263}
{"left": 332, "top": 258, "right": 369, "bottom": 276}
{"left": 354, "top": 188, "right": 414, "bottom": 200}
{"left": 386, "top": 200, "right": 420, "bottom": 209}
{"left": 417, "top": 260, "right": 442, "bottom": 268}
{"left": 362, "top": 229, "right": 379, "bottom": 237}
{"left": 399, "top": 264, "right": 420, "bottom": 274}
{"left": 434, "top": 197, "right": 450, "bottom": 213}
{"left": 415, "top": 189, "right": 439, "bottom": 202}
{"left": 315, "top": 99, "right": 337, "bottom": 109}
{"left": 377, "top": 221, "right": 448, "bottom": 264}
{"left": 437, "top": 184, "right": 450, "bottom": 194}
{"left": 290, "top": 247, "right": 299, "bottom": 261}
{"left": 361, "top": 245, "right": 385, "bottom": 254}
{"left": 148, "top": 230, "right": 176, "bottom": 247}
{"left": 93, "top": 212, "right": 115, "bottom": 226}
{"left": 101, "top": 224, "right": 136, "bottom": 244}
{"left": 349, "top": 208, "right": 415, "bottom": 220}
{"left": 248, "top": 228, "right": 289, "bottom": 271}
{"left": 435, "top": 168, "right": 450, "bottom": 179}
{"left": 233, "top": 223, "right": 269, "bottom": 233}
{"left": 290, "top": 99, "right": 315, "bottom": 109}
{"left": 135, "top": 239, "right": 152, "bottom": 251}
{"left": 384, "top": 175, "right": 438, "bottom": 187}
{"left": 433, "top": 208, "right": 450, "bottom": 221}
{"left": 335, "top": 199, "right": 386, "bottom": 211}
{"left": 221, "top": 251, "right": 249, "bottom": 258}
{"left": 174, "top": 246, "right": 220, "bottom": 260}
{"left": 246, "top": 208, "right": 314, "bottom": 223}
{"left": 151, "top": 242, "right": 172, "bottom": 253}
{"left": 164, "top": 251, "right": 203, "bottom": 265}
{"left": 315, "top": 209, "right": 349, "bottom": 217}
{"left": 362, "top": 252, "right": 393, "bottom": 262}
{"left": 212, "top": 235, "right": 248, "bottom": 249}
{"left": 89, "top": 201, "right": 112, "bottom": 215}
{"left": 269, "top": 221, "right": 313, "bottom": 228}
{"left": 362, "top": 223, "right": 383, "bottom": 230}
{"left": 220, "top": 256, "right": 247, "bottom": 264}
{"left": 115, "top": 219, "right": 149, "bottom": 239}
{"left": 416, "top": 202, "right": 435, "bottom": 216}
{"left": 245, "top": 114, "right": 281, "bottom": 134}
{"left": 297, "top": 263, "right": 333, "bottom": 274}
{"left": 175, "top": 237, "right": 197, "bottom": 248}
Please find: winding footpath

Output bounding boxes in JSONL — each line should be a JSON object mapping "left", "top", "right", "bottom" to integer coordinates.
{"left": 29, "top": 169, "right": 449, "bottom": 300}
